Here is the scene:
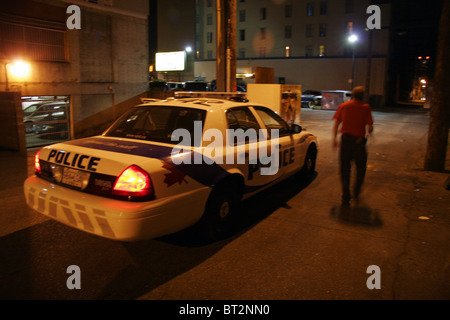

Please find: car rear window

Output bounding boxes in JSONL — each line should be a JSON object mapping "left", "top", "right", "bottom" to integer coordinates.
{"left": 104, "top": 106, "right": 206, "bottom": 146}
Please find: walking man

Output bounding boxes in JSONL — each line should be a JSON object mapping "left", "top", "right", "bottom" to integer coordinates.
{"left": 332, "top": 86, "right": 373, "bottom": 206}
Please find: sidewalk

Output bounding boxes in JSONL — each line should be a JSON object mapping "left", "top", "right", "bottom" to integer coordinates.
{"left": 302, "top": 107, "right": 450, "bottom": 299}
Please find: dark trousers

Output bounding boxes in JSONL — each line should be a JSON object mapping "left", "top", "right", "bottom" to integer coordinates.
{"left": 339, "top": 134, "right": 368, "bottom": 203}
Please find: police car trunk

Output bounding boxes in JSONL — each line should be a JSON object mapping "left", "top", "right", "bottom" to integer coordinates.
{"left": 25, "top": 135, "right": 212, "bottom": 241}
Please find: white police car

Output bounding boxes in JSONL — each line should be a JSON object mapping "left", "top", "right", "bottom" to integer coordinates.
{"left": 24, "top": 92, "right": 318, "bottom": 241}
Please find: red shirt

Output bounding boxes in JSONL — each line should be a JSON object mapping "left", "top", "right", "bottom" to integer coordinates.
{"left": 333, "top": 100, "right": 373, "bottom": 138}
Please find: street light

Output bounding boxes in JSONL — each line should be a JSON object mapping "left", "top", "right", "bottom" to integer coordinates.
{"left": 3, "top": 60, "right": 31, "bottom": 91}
{"left": 10, "top": 60, "right": 31, "bottom": 77}
{"left": 348, "top": 34, "right": 358, "bottom": 43}
{"left": 348, "top": 34, "right": 358, "bottom": 90}
{"left": 182, "top": 46, "right": 194, "bottom": 82}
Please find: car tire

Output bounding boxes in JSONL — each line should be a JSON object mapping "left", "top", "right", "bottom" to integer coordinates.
{"left": 199, "top": 184, "right": 240, "bottom": 241}
{"left": 25, "top": 122, "right": 34, "bottom": 133}
{"left": 301, "top": 146, "right": 317, "bottom": 181}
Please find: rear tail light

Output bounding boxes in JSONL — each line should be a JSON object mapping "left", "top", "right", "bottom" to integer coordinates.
{"left": 112, "top": 165, "right": 154, "bottom": 198}
{"left": 35, "top": 150, "right": 42, "bottom": 174}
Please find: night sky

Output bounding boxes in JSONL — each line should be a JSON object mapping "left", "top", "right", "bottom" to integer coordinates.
{"left": 386, "top": 0, "right": 443, "bottom": 102}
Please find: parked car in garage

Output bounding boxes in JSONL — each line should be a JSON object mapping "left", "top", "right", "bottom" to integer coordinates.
{"left": 23, "top": 102, "right": 69, "bottom": 134}
{"left": 301, "top": 90, "right": 322, "bottom": 108}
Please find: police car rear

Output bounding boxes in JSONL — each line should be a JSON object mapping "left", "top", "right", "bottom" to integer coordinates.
{"left": 24, "top": 101, "right": 215, "bottom": 241}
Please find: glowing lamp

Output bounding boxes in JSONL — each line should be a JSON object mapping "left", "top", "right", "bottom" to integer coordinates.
{"left": 348, "top": 34, "right": 358, "bottom": 43}
{"left": 10, "top": 60, "right": 31, "bottom": 78}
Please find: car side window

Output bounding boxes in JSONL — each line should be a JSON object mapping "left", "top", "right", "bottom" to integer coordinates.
{"left": 253, "top": 106, "right": 290, "bottom": 137}
{"left": 226, "top": 107, "right": 260, "bottom": 145}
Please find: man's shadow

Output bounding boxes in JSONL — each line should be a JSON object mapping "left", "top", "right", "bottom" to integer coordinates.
{"left": 330, "top": 204, "right": 382, "bottom": 227}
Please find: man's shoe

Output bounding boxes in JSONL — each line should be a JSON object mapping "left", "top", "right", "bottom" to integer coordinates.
{"left": 341, "top": 200, "right": 350, "bottom": 206}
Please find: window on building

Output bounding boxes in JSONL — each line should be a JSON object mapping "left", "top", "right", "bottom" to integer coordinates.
{"left": 22, "top": 95, "right": 71, "bottom": 147}
{"left": 285, "top": 46, "right": 291, "bottom": 57}
{"left": 239, "top": 29, "right": 246, "bottom": 41}
{"left": 347, "top": 22, "right": 354, "bottom": 35}
{"left": 306, "top": 24, "right": 313, "bottom": 37}
{"left": 307, "top": 2, "right": 314, "bottom": 16}
{"left": 207, "top": 13, "right": 213, "bottom": 25}
{"left": 305, "top": 45, "right": 313, "bottom": 56}
{"left": 285, "top": 4, "right": 293, "bottom": 18}
{"left": 285, "top": 25, "right": 292, "bottom": 39}
{"left": 259, "top": 47, "right": 266, "bottom": 58}
{"left": 319, "top": 23, "right": 327, "bottom": 37}
{"left": 345, "top": 0, "right": 354, "bottom": 14}
{"left": 260, "top": 8, "right": 267, "bottom": 20}
{"left": 319, "top": 45, "right": 325, "bottom": 56}
{"left": 207, "top": 32, "right": 213, "bottom": 43}
{"left": 238, "top": 48, "right": 246, "bottom": 59}
{"left": 207, "top": 0, "right": 212, "bottom": 8}
{"left": 239, "top": 9, "right": 246, "bottom": 22}
{"left": 260, "top": 27, "right": 266, "bottom": 40}
{"left": 343, "top": 47, "right": 352, "bottom": 56}
{"left": 320, "top": 1, "right": 328, "bottom": 15}
{"left": 0, "top": 21, "right": 67, "bottom": 62}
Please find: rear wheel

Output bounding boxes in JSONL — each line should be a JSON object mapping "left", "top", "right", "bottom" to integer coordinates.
{"left": 301, "top": 146, "right": 317, "bottom": 181}
{"left": 199, "top": 184, "right": 240, "bottom": 241}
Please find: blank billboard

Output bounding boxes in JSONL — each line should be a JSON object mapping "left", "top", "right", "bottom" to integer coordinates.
{"left": 155, "top": 51, "right": 186, "bottom": 71}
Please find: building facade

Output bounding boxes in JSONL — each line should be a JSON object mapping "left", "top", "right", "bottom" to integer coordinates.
{"left": 194, "top": 0, "right": 391, "bottom": 101}
{"left": 0, "top": 0, "right": 149, "bottom": 149}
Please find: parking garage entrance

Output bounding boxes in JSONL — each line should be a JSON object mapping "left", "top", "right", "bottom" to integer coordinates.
{"left": 22, "top": 96, "right": 71, "bottom": 148}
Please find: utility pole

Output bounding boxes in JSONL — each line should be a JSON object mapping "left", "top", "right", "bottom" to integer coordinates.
{"left": 216, "top": 0, "right": 236, "bottom": 92}
{"left": 366, "top": 29, "right": 373, "bottom": 103}
{"left": 424, "top": 0, "right": 450, "bottom": 172}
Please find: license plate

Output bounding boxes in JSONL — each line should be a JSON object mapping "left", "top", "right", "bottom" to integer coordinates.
{"left": 62, "top": 167, "right": 90, "bottom": 189}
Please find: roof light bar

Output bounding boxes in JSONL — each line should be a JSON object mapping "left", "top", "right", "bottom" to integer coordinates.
{"left": 174, "top": 91, "right": 247, "bottom": 100}
{"left": 140, "top": 98, "right": 161, "bottom": 103}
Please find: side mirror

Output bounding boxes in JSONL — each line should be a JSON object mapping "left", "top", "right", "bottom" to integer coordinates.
{"left": 290, "top": 124, "right": 302, "bottom": 133}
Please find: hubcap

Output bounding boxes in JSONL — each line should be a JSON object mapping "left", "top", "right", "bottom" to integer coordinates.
{"left": 307, "top": 157, "right": 313, "bottom": 170}
{"left": 219, "top": 201, "right": 230, "bottom": 219}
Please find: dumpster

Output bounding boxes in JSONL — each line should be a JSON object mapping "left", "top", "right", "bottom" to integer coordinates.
{"left": 247, "top": 84, "right": 302, "bottom": 125}
{"left": 321, "top": 90, "right": 352, "bottom": 110}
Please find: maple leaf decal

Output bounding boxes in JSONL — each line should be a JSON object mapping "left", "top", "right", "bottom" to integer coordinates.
{"left": 161, "top": 162, "right": 188, "bottom": 187}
